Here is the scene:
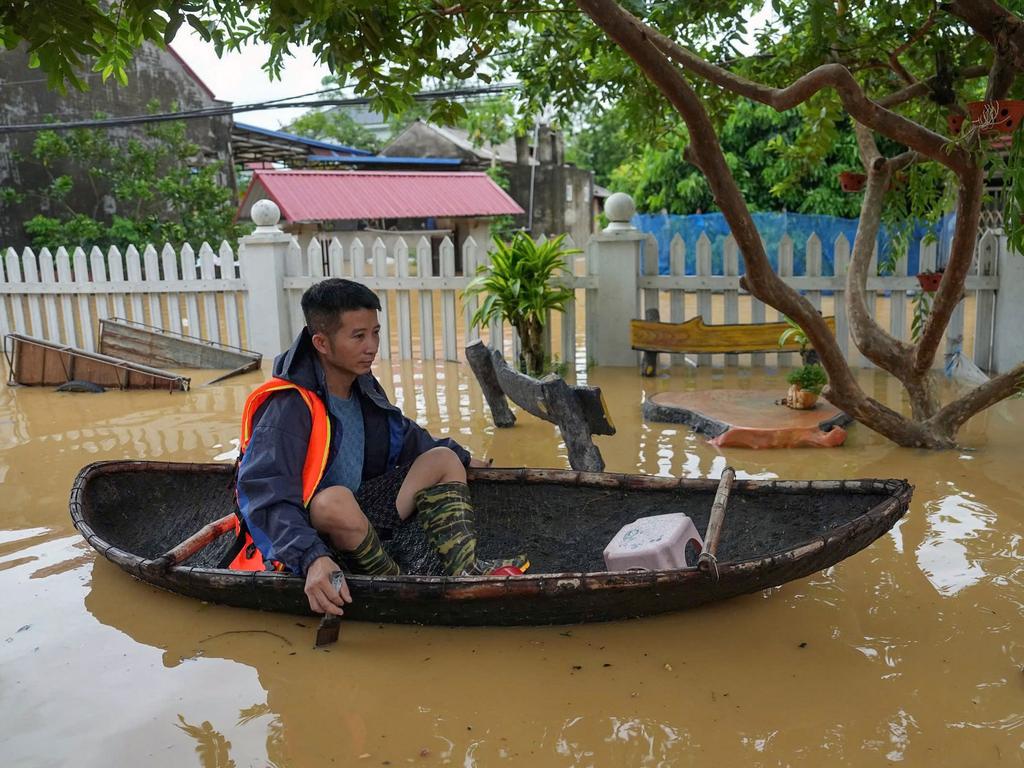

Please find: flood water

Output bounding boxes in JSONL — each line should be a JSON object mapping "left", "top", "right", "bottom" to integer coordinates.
{"left": 1, "top": 357, "right": 1023, "bottom": 766}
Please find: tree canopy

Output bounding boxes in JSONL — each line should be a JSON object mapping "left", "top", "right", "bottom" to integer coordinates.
{"left": 3, "top": 0, "right": 1023, "bottom": 448}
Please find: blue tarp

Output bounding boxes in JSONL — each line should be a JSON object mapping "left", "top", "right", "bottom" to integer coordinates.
{"left": 634, "top": 211, "right": 957, "bottom": 276}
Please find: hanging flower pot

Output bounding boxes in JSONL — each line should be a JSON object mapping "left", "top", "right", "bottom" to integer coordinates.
{"left": 966, "top": 100, "right": 1024, "bottom": 134}
{"left": 838, "top": 171, "right": 866, "bottom": 192}
{"left": 916, "top": 270, "right": 944, "bottom": 292}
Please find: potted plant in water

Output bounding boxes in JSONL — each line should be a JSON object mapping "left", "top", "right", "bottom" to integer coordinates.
{"left": 785, "top": 363, "right": 827, "bottom": 410}
{"left": 465, "top": 232, "right": 580, "bottom": 376}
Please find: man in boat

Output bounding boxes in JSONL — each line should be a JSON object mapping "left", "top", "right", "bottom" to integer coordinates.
{"left": 228, "top": 278, "right": 527, "bottom": 616}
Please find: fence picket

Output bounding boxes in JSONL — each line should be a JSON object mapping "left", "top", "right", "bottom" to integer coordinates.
{"left": 143, "top": 245, "right": 162, "bottom": 327}
{"left": 4, "top": 250, "right": 26, "bottom": 334}
{"left": 125, "top": 245, "right": 144, "bottom": 323}
{"left": 328, "top": 238, "right": 344, "bottom": 278}
{"left": 396, "top": 237, "right": 413, "bottom": 359}
{"left": 351, "top": 238, "right": 366, "bottom": 278}
{"left": 372, "top": 237, "right": 391, "bottom": 361}
{"left": 440, "top": 237, "right": 458, "bottom": 361}
{"left": 888, "top": 241, "right": 907, "bottom": 348}
{"left": 462, "top": 237, "right": 479, "bottom": 346}
{"left": 55, "top": 247, "right": 77, "bottom": 347}
{"left": 179, "top": 244, "right": 201, "bottom": 336}
{"left": 161, "top": 244, "right": 182, "bottom": 334}
{"left": 20, "top": 249, "right": 42, "bottom": 337}
{"left": 776, "top": 235, "right": 795, "bottom": 367}
{"left": 220, "top": 241, "right": 242, "bottom": 348}
{"left": 833, "top": 234, "right": 850, "bottom": 358}
{"left": 39, "top": 249, "right": 61, "bottom": 342}
{"left": 724, "top": 235, "right": 739, "bottom": 366}
{"left": 307, "top": 238, "right": 325, "bottom": 279}
{"left": 695, "top": 233, "right": 712, "bottom": 367}
{"left": 561, "top": 237, "right": 577, "bottom": 368}
{"left": 88, "top": 247, "right": 110, "bottom": 329}
{"left": 669, "top": 235, "right": 686, "bottom": 368}
{"left": 71, "top": 248, "right": 94, "bottom": 351}
{"left": 973, "top": 231, "right": 999, "bottom": 371}
{"left": 199, "top": 242, "right": 220, "bottom": 343}
{"left": 918, "top": 239, "right": 942, "bottom": 368}
{"left": 107, "top": 246, "right": 127, "bottom": 321}
{"left": 416, "top": 237, "right": 435, "bottom": 360}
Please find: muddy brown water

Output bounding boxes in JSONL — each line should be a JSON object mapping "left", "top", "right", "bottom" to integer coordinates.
{"left": 1, "top": 359, "right": 1022, "bottom": 766}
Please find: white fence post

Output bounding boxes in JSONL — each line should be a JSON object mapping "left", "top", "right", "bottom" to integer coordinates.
{"left": 239, "top": 200, "right": 294, "bottom": 359}
{"left": 590, "top": 192, "right": 643, "bottom": 366}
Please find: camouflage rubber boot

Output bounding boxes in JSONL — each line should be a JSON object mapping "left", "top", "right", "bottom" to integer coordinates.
{"left": 415, "top": 482, "right": 528, "bottom": 576}
{"left": 343, "top": 524, "right": 400, "bottom": 576}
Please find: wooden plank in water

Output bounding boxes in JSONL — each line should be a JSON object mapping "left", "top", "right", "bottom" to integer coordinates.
{"left": 631, "top": 315, "right": 837, "bottom": 355}
{"left": 98, "top": 318, "right": 260, "bottom": 382}
{"left": 4, "top": 333, "right": 189, "bottom": 390}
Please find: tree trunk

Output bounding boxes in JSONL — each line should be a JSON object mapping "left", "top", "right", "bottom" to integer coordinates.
{"left": 575, "top": 0, "right": 1022, "bottom": 450}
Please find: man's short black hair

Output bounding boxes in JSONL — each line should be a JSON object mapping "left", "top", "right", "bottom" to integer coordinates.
{"left": 301, "top": 278, "right": 381, "bottom": 337}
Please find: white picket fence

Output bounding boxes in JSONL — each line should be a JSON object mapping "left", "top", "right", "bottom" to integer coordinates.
{"left": 635, "top": 229, "right": 1001, "bottom": 371}
{"left": 0, "top": 228, "right": 1003, "bottom": 372}
{"left": 0, "top": 242, "right": 248, "bottom": 352}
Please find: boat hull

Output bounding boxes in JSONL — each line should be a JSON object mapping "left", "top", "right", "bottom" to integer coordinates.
{"left": 70, "top": 461, "right": 912, "bottom": 626}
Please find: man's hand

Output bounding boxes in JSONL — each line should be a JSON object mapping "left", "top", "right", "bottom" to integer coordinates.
{"left": 469, "top": 456, "right": 494, "bottom": 468}
{"left": 304, "top": 556, "right": 353, "bottom": 615}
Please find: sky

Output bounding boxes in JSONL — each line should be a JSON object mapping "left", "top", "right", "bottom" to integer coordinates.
{"left": 171, "top": 29, "right": 332, "bottom": 130}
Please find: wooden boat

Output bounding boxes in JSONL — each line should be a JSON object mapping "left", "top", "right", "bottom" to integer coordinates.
{"left": 70, "top": 460, "right": 912, "bottom": 626}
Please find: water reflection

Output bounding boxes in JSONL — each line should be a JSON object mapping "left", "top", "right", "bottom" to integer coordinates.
{"left": 2, "top": 359, "right": 1024, "bottom": 765}
{"left": 916, "top": 494, "right": 994, "bottom": 596}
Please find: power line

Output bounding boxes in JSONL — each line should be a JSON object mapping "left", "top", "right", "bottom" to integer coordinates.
{"left": 0, "top": 84, "right": 520, "bottom": 134}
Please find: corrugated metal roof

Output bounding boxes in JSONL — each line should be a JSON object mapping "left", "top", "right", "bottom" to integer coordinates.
{"left": 240, "top": 170, "right": 524, "bottom": 222}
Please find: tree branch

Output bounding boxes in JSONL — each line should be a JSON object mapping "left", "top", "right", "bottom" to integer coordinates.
{"left": 942, "top": 0, "right": 1024, "bottom": 72}
{"left": 932, "top": 363, "right": 1024, "bottom": 434}
{"left": 617, "top": 15, "right": 975, "bottom": 174}
{"left": 913, "top": 165, "right": 985, "bottom": 374}
{"left": 571, "top": 0, "right": 941, "bottom": 443}
{"left": 877, "top": 64, "right": 989, "bottom": 108}
{"left": 845, "top": 126, "right": 915, "bottom": 377}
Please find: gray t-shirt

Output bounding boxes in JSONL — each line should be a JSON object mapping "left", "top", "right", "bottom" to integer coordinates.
{"left": 321, "top": 391, "right": 365, "bottom": 493}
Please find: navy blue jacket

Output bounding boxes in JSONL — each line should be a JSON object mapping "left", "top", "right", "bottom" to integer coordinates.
{"left": 236, "top": 328, "right": 471, "bottom": 575}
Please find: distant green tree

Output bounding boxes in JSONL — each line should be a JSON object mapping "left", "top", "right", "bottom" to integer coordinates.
{"left": 1, "top": 107, "right": 246, "bottom": 249}
{"left": 286, "top": 109, "right": 382, "bottom": 153}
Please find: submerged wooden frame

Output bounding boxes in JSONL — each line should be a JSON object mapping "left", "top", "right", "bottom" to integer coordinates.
{"left": 465, "top": 339, "right": 614, "bottom": 472}
{"left": 3, "top": 333, "right": 190, "bottom": 391}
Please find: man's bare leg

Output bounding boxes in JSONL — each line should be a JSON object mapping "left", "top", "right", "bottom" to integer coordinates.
{"left": 395, "top": 446, "right": 467, "bottom": 520}
{"left": 310, "top": 486, "right": 398, "bottom": 575}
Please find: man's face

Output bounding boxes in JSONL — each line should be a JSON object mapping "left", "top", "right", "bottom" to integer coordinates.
{"left": 312, "top": 308, "right": 380, "bottom": 377}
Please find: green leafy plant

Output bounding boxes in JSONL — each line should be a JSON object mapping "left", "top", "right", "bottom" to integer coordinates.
{"left": 779, "top": 315, "right": 810, "bottom": 355}
{"left": 465, "top": 232, "right": 580, "bottom": 376}
{"left": 911, "top": 291, "right": 933, "bottom": 343}
{"left": 786, "top": 363, "right": 828, "bottom": 395}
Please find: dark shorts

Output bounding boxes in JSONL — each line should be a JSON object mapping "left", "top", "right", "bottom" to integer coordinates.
{"left": 353, "top": 462, "right": 413, "bottom": 539}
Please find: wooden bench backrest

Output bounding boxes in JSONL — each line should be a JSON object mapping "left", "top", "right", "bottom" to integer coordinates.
{"left": 630, "top": 315, "right": 836, "bottom": 354}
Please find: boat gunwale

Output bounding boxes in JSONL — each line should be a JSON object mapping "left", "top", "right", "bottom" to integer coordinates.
{"left": 69, "top": 460, "right": 914, "bottom": 598}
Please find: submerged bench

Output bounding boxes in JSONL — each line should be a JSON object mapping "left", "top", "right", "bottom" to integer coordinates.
{"left": 465, "top": 339, "right": 615, "bottom": 472}
{"left": 630, "top": 310, "right": 837, "bottom": 376}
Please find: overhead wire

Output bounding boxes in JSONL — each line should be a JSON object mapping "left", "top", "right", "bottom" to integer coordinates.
{"left": 0, "top": 83, "right": 520, "bottom": 134}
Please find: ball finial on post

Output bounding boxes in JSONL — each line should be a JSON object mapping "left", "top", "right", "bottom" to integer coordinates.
{"left": 251, "top": 199, "right": 282, "bottom": 231}
{"left": 603, "top": 192, "right": 636, "bottom": 232}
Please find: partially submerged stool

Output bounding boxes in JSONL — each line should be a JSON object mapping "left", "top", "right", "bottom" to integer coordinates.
{"left": 603, "top": 513, "right": 705, "bottom": 571}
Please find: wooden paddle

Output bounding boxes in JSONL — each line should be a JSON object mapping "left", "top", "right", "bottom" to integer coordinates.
{"left": 698, "top": 467, "right": 735, "bottom": 576}
{"left": 144, "top": 513, "right": 237, "bottom": 575}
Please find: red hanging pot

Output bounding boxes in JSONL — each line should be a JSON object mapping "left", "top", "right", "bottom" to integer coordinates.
{"left": 838, "top": 171, "right": 866, "bottom": 192}
{"left": 966, "top": 100, "right": 1024, "bottom": 134}
{"left": 916, "top": 271, "right": 943, "bottom": 292}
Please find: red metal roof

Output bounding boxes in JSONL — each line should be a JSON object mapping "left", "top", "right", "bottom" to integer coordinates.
{"left": 239, "top": 170, "right": 524, "bottom": 222}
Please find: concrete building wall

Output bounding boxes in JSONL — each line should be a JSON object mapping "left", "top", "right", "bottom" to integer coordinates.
{"left": 0, "top": 44, "right": 233, "bottom": 248}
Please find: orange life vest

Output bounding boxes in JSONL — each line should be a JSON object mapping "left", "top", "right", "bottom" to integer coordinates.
{"left": 227, "top": 378, "right": 332, "bottom": 571}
